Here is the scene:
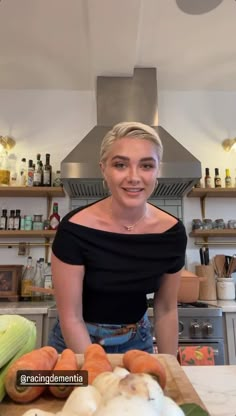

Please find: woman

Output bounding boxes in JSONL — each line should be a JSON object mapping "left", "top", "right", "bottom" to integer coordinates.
{"left": 48, "top": 121, "right": 187, "bottom": 355}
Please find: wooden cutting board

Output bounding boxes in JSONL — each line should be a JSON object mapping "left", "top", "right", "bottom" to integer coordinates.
{"left": 0, "top": 354, "right": 207, "bottom": 416}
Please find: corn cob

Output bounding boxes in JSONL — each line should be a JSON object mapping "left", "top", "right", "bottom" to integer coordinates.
{"left": 0, "top": 319, "right": 36, "bottom": 402}
{"left": 0, "top": 315, "right": 34, "bottom": 368}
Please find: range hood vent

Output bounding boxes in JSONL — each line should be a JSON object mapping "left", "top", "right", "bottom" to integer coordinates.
{"left": 61, "top": 68, "right": 201, "bottom": 199}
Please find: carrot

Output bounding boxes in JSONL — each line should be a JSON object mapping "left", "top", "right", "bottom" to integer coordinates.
{"left": 81, "top": 344, "right": 112, "bottom": 384}
{"left": 123, "top": 349, "right": 148, "bottom": 369}
{"left": 123, "top": 350, "right": 167, "bottom": 390}
{"left": 49, "top": 348, "right": 79, "bottom": 399}
{"left": 4, "top": 346, "right": 58, "bottom": 403}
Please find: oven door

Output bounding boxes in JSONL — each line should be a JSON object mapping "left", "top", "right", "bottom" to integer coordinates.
{"left": 178, "top": 340, "right": 225, "bottom": 365}
{"left": 152, "top": 338, "right": 225, "bottom": 365}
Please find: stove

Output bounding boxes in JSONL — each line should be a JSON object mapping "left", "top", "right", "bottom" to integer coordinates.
{"left": 147, "top": 299, "right": 225, "bottom": 365}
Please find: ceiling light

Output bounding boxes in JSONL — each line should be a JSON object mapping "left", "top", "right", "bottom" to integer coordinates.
{"left": 222, "top": 138, "right": 236, "bottom": 152}
{"left": 0, "top": 136, "right": 16, "bottom": 152}
{"left": 176, "top": 0, "right": 223, "bottom": 15}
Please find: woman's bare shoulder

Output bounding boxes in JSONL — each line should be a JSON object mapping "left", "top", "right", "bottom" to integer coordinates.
{"left": 148, "top": 204, "right": 178, "bottom": 233}
{"left": 69, "top": 199, "right": 110, "bottom": 229}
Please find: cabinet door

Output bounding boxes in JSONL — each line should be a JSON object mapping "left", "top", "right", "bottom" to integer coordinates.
{"left": 42, "top": 315, "right": 57, "bottom": 346}
{"left": 21, "top": 313, "right": 43, "bottom": 349}
{"left": 225, "top": 313, "right": 236, "bottom": 365}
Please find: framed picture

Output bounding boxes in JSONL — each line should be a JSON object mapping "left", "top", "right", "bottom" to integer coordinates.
{"left": 0, "top": 265, "right": 23, "bottom": 299}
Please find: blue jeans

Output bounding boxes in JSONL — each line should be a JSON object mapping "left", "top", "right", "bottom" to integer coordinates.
{"left": 48, "top": 312, "right": 154, "bottom": 354}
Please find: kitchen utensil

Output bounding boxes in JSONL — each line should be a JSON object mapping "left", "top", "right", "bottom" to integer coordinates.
{"left": 199, "top": 247, "right": 210, "bottom": 265}
{"left": 195, "top": 264, "right": 217, "bottom": 301}
{"left": 213, "top": 255, "right": 226, "bottom": 278}
{"left": 227, "top": 255, "right": 236, "bottom": 277}
{"left": 178, "top": 269, "right": 206, "bottom": 303}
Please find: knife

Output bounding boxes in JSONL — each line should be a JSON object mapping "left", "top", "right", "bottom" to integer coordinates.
{"left": 200, "top": 247, "right": 209, "bottom": 265}
{"left": 204, "top": 247, "right": 209, "bottom": 265}
{"left": 200, "top": 248, "right": 205, "bottom": 265}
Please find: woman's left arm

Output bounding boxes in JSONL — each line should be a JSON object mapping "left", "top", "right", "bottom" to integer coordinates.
{"left": 153, "top": 270, "right": 182, "bottom": 356}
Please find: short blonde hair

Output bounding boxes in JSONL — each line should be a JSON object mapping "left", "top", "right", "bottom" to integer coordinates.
{"left": 100, "top": 121, "right": 163, "bottom": 163}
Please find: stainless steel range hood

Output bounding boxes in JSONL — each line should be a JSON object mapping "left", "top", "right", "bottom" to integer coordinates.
{"left": 61, "top": 68, "right": 201, "bottom": 199}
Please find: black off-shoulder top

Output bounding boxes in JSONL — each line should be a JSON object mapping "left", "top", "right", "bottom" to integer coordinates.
{"left": 52, "top": 201, "right": 187, "bottom": 324}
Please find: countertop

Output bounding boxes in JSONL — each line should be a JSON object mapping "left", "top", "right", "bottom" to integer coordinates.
{"left": 1, "top": 300, "right": 235, "bottom": 316}
{"left": 0, "top": 300, "right": 55, "bottom": 314}
{"left": 183, "top": 365, "right": 236, "bottom": 416}
{"left": 203, "top": 299, "right": 236, "bottom": 312}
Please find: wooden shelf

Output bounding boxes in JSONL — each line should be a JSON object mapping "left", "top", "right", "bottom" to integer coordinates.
{"left": 187, "top": 187, "right": 236, "bottom": 198}
{"left": 0, "top": 230, "right": 56, "bottom": 238}
{"left": 0, "top": 186, "right": 65, "bottom": 197}
{"left": 189, "top": 229, "right": 236, "bottom": 238}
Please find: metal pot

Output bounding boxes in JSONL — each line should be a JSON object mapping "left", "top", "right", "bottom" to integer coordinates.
{"left": 178, "top": 269, "right": 206, "bottom": 303}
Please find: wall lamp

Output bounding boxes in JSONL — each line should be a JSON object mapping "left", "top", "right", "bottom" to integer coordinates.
{"left": 222, "top": 138, "right": 236, "bottom": 152}
{"left": 0, "top": 136, "right": 16, "bottom": 152}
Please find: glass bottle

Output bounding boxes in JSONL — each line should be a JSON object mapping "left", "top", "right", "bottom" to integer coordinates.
{"left": 53, "top": 170, "right": 62, "bottom": 187}
{"left": 33, "top": 154, "right": 42, "bottom": 186}
{"left": 13, "top": 209, "right": 21, "bottom": 230}
{"left": 43, "top": 262, "right": 54, "bottom": 300}
{"left": 27, "top": 159, "right": 34, "bottom": 187}
{"left": 19, "top": 158, "right": 27, "bottom": 186}
{"left": 21, "top": 256, "right": 34, "bottom": 301}
{"left": 32, "top": 260, "right": 44, "bottom": 301}
{"left": 0, "top": 209, "right": 7, "bottom": 230}
{"left": 0, "top": 150, "right": 10, "bottom": 186}
{"left": 8, "top": 210, "right": 15, "bottom": 230}
{"left": 214, "top": 168, "right": 222, "bottom": 188}
{"left": 49, "top": 202, "right": 60, "bottom": 230}
{"left": 43, "top": 154, "right": 52, "bottom": 187}
{"left": 225, "top": 168, "right": 232, "bottom": 188}
{"left": 204, "top": 168, "right": 212, "bottom": 188}
{"left": 8, "top": 154, "right": 18, "bottom": 186}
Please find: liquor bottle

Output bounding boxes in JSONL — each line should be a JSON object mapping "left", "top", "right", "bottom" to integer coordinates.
{"left": 225, "top": 168, "right": 232, "bottom": 188}
{"left": 214, "top": 168, "right": 222, "bottom": 188}
{"left": 43, "top": 154, "right": 52, "bottom": 186}
{"left": 27, "top": 159, "right": 34, "bottom": 187}
{"left": 43, "top": 262, "right": 54, "bottom": 300}
{"left": 8, "top": 210, "right": 15, "bottom": 230}
{"left": 33, "top": 154, "right": 42, "bottom": 186}
{"left": 19, "top": 158, "right": 27, "bottom": 186}
{"left": 21, "top": 256, "right": 34, "bottom": 301}
{"left": 13, "top": 209, "right": 21, "bottom": 230}
{"left": 0, "top": 209, "right": 7, "bottom": 230}
{"left": 32, "top": 260, "right": 44, "bottom": 301}
{"left": 49, "top": 202, "right": 60, "bottom": 230}
{"left": 204, "top": 168, "right": 212, "bottom": 188}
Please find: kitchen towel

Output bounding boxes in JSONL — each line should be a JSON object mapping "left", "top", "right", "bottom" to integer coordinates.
{"left": 177, "top": 346, "right": 215, "bottom": 366}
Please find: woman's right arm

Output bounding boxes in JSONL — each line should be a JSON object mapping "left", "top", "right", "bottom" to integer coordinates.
{"left": 51, "top": 252, "right": 92, "bottom": 353}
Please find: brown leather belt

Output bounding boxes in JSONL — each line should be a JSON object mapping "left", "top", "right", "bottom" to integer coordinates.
{"left": 86, "top": 322, "right": 137, "bottom": 335}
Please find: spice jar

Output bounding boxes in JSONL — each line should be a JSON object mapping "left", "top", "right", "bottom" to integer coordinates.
{"left": 192, "top": 219, "right": 203, "bottom": 230}
{"left": 202, "top": 219, "right": 213, "bottom": 230}
{"left": 24, "top": 215, "right": 32, "bottom": 231}
{"left": 217, "top": 278, "right": 235, "bottom": 300}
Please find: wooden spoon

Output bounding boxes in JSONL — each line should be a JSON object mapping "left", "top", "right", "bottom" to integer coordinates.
{"left": 213, "top": 255, "right": 226, "bottom": 278}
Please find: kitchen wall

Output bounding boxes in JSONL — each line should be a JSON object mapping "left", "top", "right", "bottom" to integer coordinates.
{"left": 1, "top": 89, "right": 236, "bottom": 272}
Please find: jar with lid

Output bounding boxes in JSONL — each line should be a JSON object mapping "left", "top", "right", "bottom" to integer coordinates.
{"left": 53, "top": 170, "right": 62, "bottom": 187}
{"left": 24, "top": 215, "right": 32, "bottom": 231}
{"left": 202, "top": 218, "right": 213, "bottom": 230}
{"left": 192, "top": 219, "right": 203, "bottom": 230}
{"left": 217, "top": 278, "right": 235, "bottom": 300}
